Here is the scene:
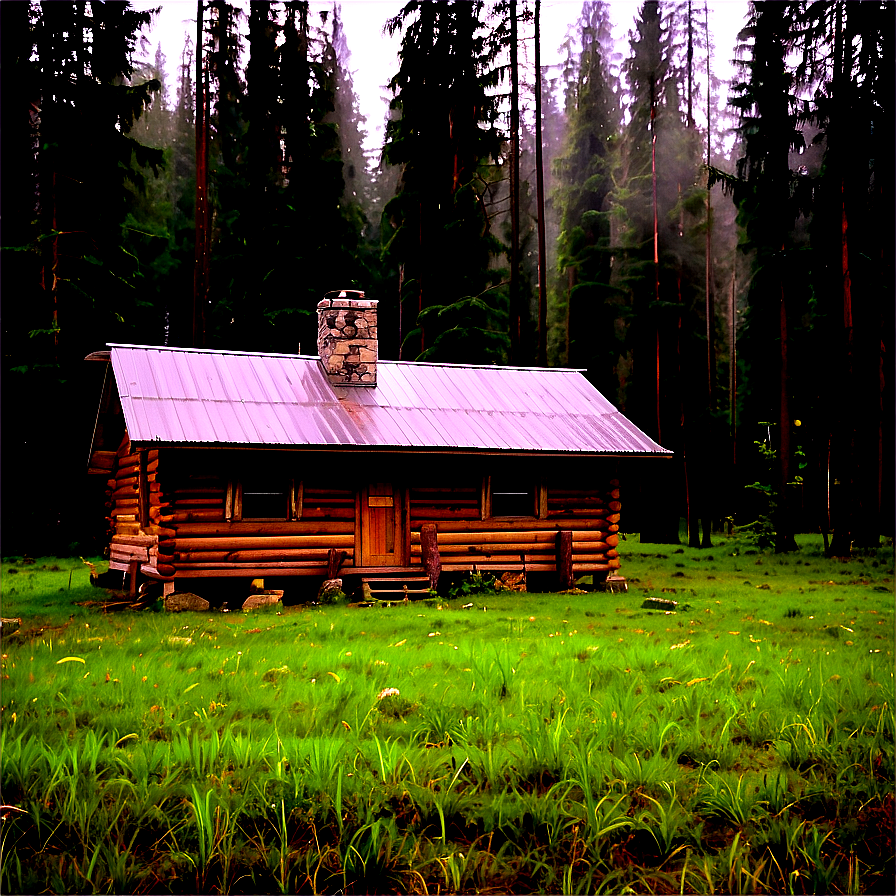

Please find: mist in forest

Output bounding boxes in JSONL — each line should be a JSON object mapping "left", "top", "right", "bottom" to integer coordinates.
{"left": 2, "top": 0, "right": 891, "bottom": 555}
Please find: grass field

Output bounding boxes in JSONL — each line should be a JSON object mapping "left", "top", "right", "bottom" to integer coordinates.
{"left": 1, "top": 534, "right": 893, "bottom": 894}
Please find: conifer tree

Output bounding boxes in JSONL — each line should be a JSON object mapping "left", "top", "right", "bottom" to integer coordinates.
{"left": 1, "top": 0, "right": 161, "bottom": 551}
{"left": 553, "top": 2, "right": 621, "bottom": 397}
{"left": 383, "top": 0, "right": 506, "bottom": 363}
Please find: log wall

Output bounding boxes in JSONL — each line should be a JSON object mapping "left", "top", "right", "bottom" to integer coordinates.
{"left": 106, "top": 436, "right": 162, "bottom": 574}
{"left": 137, "top": 451, "right": 356, "bottom": 579}
{"left": 107, "top": 444, "right": 625, "bottom": 584}
{"left": 408, "top": 469, "right": 622, "bottom": 578}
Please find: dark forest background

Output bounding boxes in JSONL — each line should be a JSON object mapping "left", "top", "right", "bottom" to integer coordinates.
{"left": 1, "top": 0, "right": 892, "bottom": 557}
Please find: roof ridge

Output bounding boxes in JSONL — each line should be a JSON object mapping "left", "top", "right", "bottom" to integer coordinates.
{"left": 106, "top": 344, "right": 586, "bottom": 374}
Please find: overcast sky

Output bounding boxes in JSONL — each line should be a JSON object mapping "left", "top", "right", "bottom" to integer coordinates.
{"left": 132, "top": 1, "right": 748, "bottom": 153}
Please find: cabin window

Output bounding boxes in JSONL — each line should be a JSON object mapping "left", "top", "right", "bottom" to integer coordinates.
{"left": 489, "top": 477, "right": 536, "bottom": 518}
{"left": 229, "top": 478, "right": 298, "bottom": 521}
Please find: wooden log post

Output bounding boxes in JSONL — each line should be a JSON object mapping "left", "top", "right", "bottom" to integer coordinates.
{"left": 326, "top": 548, "right": 346, "bottom": 579}
{"left": 556, "top": 530, "right": 573, "bottom": 590}
{"left": 420, "top": 523, "right": 441, "bottom": 589}
{"left": 128, "top": 560, "right": 139, "bottom": 597}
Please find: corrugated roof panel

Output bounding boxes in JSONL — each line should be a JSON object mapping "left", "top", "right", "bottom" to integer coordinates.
{"left": 106, "top": 345, "right": 671, "bottom": 455}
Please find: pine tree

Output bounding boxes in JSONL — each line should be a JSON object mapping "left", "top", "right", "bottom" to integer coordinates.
{"left": 726, "top": 1, "right": 805, "bottom": 552}
{"left": 553, "top": 1, "right": 622, "bottom": 397}
{"left": 792, "top": 1, "right": 894, "bottom": 550}
{"left": 383, "top": 0, "right": 506, "bottom": 363}
{"left": 1, "top": 0, "right": 162, "bottom": 552}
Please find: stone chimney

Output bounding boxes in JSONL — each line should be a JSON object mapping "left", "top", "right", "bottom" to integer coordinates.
{"left": 317, "top": 290, "right": 377, "bottom": 386}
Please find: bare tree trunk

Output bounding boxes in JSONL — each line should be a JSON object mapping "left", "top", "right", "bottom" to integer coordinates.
{"left": 535, "top": 0, "right": 548, "bottom": 367}
{"left": 701, "top": 3, "right": 713, "bottom": 548}
{"left": 509, "top": 0, "right": 521, "bottom": 363}
{"left": 776, "top": 266, "right": 798, "bottom": 552}
{"left": 193, "top": 0, "right": 210, "bottom": 349}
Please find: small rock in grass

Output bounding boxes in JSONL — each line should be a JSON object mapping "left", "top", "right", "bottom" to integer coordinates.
{"left": 318, "top": 578, "right": 345, "bottom": 604}
{"left": 164, "top": 592, "right": 210, "bottom": 612}
{"left": 243, "top": 591, "right": 283, "bottom": 610}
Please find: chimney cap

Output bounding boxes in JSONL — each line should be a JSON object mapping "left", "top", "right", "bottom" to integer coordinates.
{"left": 321, "top": 289, "right": 365, "bottom": 302}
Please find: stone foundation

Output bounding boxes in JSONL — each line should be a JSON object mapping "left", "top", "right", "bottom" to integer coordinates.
{"left": 317, "top": 292, "right": 377, "bottom": 386}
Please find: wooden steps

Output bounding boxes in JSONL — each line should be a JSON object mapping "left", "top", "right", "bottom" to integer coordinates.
{"left": 360, "top": 571, "right": 432, "bottom": 602}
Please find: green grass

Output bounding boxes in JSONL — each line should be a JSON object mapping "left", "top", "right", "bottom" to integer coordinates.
{"left": 1, "top": 535, "right": 893, "bottom": 894}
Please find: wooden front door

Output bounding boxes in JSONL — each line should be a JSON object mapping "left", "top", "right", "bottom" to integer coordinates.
{"left": 360, "top": 481, "right": 405, "bottom": 567}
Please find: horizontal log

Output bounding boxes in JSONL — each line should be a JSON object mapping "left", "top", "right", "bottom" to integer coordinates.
{"left": 574, "top": 563, "right": 611, "bottom": 572}
{"left": 605, "top": 534, "right": 619, "bottom": 547}
{"left": 409, "top": 529, "right": 607, "bottom": 545}
{"left": 115, "top": 475, "right": 139, "bottom": 490}
{"left": 111, "top": 486, "right": 139, "bottom": 501}
{"left": 111, "top": 546, "right": 148, "bottom": 562}
{"left": 441, "top": 563, "right": 527, "bottom": 572}
{"left": 410, "top": 497, "right": 479, "bottom": 506}
{"left": 116, "top": 524, "right": 142, "bottom": 536}
{"left": 175, "top": 548, "right": 353, "bottom": 563}
{"left": 546, "top": 510, "right": 613, "bottom": 519}
{"left": 174, "top": 534, "right": 354, "bottom": 551}
{"left": 605, "top": 488, "right": 621, "bottom": 500}
{"left": 112, "top": 507, "right": 140, "bottom": 518}
{"left": 412, "top": 553, "right": 533, "bottom": 565}
{"left": 138, "top": 567, "right": 174, "bottom": 582}
{"left": 410, "top": 520, "right": 613, "bottom": 536}
{"left": 145, "top": 525, "right": 176, "bottom": 538}
{"left": 166, "top": 568, "right": 325, "bottom": 579}
{"left": 547, "top": 497, "right": 608, "bottom": 507}
{"left": 112, "top": 535, "right": 158, "bottom": 547}
{"left": 411, "top": 510, "right": 481, "bottom": 521}
{"left": 607, "top": 501, "right": 622, "bottom": 512}
{"left": 300, "top": 508, "right": 354, "bottom": 519}
{"left": 168, "top": 498, "right": 224, "bottom": 507}
{"left": 411, "top": 541, "right": 557, "bottom": 555}
{"left": 169, "top": 521, "right": 353, "bottom": 536}
{"left": 160, "top": 511, "right": 225, "bottom": 522}
{"left": 545, "top": 553, "right": 607, "bottom": 563}
{"left": 155, "top": 563, "right": 176, "bottom": 576}
{"left": 174, "top": 561, "right": 328, "bottom": 570}
{"left": 410, "top": 487, "right": 479, "bottom": 494}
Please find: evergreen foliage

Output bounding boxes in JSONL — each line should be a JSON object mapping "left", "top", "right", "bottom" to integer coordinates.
{"left": 383, "top": 0, "right": 507, "bottom": 363}
{"left": 1, "top": 0, "right": 891, "bottom": 553}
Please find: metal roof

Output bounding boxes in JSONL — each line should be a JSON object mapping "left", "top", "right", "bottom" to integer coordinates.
{"left": 107, "top": 344, "right": 671, "bottom": 456}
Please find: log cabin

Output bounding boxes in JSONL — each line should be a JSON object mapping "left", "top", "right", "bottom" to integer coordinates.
{"left": 86, "top": 291, "right": 671, "bottom": 599}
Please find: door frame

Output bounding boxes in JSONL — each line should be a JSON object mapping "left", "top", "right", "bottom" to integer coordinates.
{"left": 356, "top": 480, "right": 409, "bottom": 568}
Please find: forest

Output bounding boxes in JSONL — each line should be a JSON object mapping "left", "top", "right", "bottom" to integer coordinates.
{"left": 1, "top": 0, "right": 892, "bottom": 557}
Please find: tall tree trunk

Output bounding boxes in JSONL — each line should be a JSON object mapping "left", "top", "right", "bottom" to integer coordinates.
{"left": 535, "top": 0, "right": 548, "bottom": 367}
{"left": 701, "top": 2, "right": 713, "bottom": 548}
{"left": 651, "top": 74, "right": 661, "bottom": 443}
{"left": 828, "top": 3, "right": 854, "bottom": 556}
{"left": 193, "top": 0, "right": 210, "bottom": 349}
{"left": 776, "top": 265, "right": 798, "bottom": 552}
{"left": 508, "top": 0, "right": 521, "bottom": 363}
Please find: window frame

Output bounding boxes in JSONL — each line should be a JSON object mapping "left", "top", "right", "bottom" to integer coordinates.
{"left": 482, "top": 474, "right": 547, "bottom": 520}
{"left": 226, "top": 478, "right": 301, "bottom": 522}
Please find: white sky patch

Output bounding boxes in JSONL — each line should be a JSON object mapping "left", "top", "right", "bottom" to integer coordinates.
{"left": 130, "top": 0, "right": 746, "bottom": 156}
